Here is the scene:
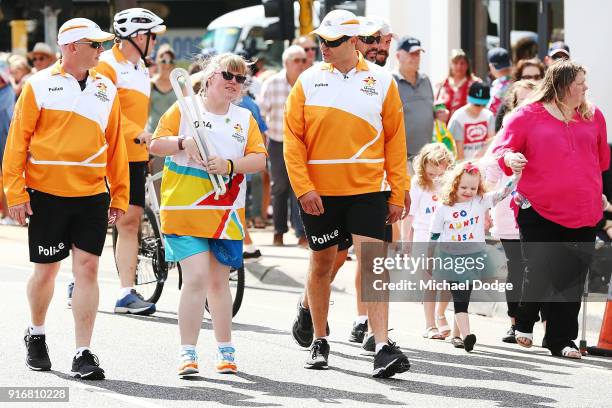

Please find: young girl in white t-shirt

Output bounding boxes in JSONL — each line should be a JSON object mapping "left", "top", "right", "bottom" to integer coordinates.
{"left": 405, "top": 143, "right": 455, "bottom": 340}
{"left": 429, "top": 161, "right": 520, "bottom": 352}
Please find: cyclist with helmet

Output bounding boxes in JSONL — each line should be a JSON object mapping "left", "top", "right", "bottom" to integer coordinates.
{"left": 91, "top": 8, "right": 165, "bottom": 315}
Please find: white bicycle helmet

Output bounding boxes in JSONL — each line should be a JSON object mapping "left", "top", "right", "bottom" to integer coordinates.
{"left": 113, "top": 8, "right": 166, "bottom": 39}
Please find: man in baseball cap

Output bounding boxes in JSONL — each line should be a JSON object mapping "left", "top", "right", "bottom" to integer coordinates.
{"left": 310, "top": 9, "right": 360, "bottom": 65}
{"left": 355, "top": 16, "right": 383, "bottom": 62}
{"left": 57, "top": 18, "right": 114, "bottom": 46}
{"left": 486, "top": 47, "right": 512, "bottom": 115}
{"left": 545, "top": 41, "right": 570, "bottom": 66}
{"left": 372, "top": 17, "right": 396, "bottom": 66}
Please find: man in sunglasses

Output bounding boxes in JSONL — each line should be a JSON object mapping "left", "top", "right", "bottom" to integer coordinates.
{"left": 293, "top": 35, "right": 319, "bottom": 68}
{"left": 284, "top": 9, "right": 410, "bottom": 378}
{"left": 356, "top": 17, "right": 383, "bottom": 63}
{"left": 258, "top": 45, "right": 309, "bottom": 248}
{"left": 5, "top": 18, "right": 129, "bottom": 379}
{"left": 91, "top": 8, "right": 165, "bottom": 316}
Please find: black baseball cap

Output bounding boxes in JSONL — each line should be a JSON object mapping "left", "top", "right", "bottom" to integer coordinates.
{"left": 467, "top": 82, "right": 490, "bottom": 106}
{"left": 548, "top": 41, "right": 570, "bottom": 58}
{"left": 397, "top": 36, "right": 424, "bottom": 53}
{"left": 487, "top": 47, "right": 511, "bottom": 70}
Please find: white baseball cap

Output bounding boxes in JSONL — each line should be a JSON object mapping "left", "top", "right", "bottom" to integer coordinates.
{"left": 311, "top": 9, "right": 360, "bottom": 41}
{"left": 357, "top": 17, "right": 382, "bottom": 37}
{"left": 370, "top": 16, "right": 398, "bottom": 39}
{"left": 57, "top": 18, "right": 114, "bottom": 46}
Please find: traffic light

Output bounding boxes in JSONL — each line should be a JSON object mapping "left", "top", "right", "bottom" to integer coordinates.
{"left": 263, "top": 0, "right": 295, "bottom": 41}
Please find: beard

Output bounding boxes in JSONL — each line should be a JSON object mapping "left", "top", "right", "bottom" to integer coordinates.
{"left": 375, "top": 50, "right": 389, "bottom": 66}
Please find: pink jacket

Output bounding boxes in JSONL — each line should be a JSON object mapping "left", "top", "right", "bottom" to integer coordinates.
{"left": 494, "top": 102, "right": 610, "bottom": 228}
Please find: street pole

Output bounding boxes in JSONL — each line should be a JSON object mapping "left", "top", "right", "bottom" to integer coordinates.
{"left": 42, "top": 6, "right": 61, "bottom": 54}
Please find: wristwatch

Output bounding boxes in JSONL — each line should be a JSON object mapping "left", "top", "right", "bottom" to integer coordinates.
{"left": 178, "top": 135, "right": 186, "bottom": 150}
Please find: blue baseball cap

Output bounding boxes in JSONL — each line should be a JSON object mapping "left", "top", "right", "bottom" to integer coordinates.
{"left": 397, "top": 36, "right": 424, "bottom": 53}
{"left": 487, "top": 47, "right": 511, "bottom": 70}
{"left": 548, "top": 41, "right": 570, "bottom": 58}
{"left": 467, "top": 82, "right": 490, "bottom": 106}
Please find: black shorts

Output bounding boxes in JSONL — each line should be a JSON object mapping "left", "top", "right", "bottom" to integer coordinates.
{"left": 129, "top": 161, "right": 147, "bottom": 208}
{"left": 300, "top": 192, "right": 388, "bottom": 251}
{"left": 337, "top": 224, "right": 393, "bottom": 251}
{"left": 28, "top": 189, "right": 110, "bottom": 263}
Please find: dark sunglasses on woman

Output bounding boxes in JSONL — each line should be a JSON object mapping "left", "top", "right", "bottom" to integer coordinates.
{"left": 159, "top": 59, "right": 175, "bottom": 65}
{"left": 318, "top": 35, "right": 350, "bottom": 48}
{"left": 358, "top": 35, "right": 381, "bottom": 45}
{"left": 219, "top": 71, "right": 247, "bottom": 84}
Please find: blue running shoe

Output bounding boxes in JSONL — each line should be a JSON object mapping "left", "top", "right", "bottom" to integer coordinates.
{"left": 178, "top": 349, "right": 199, "bottom": 377}
{"left": 114, "top": 289, "right": 156, "bottom": 315}
{"left": 216, "top": 346, "right": 237, "bottom": 374}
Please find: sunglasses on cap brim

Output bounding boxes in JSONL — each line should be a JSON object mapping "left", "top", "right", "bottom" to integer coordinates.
{"left": 318, "top": 36, "right": 351, "bottom": 48}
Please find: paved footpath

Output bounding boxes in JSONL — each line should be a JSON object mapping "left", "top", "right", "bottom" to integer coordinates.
{"left": 0, "top": 225, "right": 610, "bottom": 408}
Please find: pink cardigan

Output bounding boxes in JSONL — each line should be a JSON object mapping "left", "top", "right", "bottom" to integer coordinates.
{"left": 494, "top": 102, "right": 610, "bottom": 228}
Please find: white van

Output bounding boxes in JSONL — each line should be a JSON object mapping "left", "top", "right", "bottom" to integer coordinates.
{"left": 202, "top": 2, "right": 320, "bottom": 68}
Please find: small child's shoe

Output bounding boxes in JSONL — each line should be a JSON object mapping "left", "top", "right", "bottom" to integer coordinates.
{"left": 216, "top": 346, "right": 237, "bottom": 374}
{"left": 178, "top": 349, "right": 199, "bottom": 377}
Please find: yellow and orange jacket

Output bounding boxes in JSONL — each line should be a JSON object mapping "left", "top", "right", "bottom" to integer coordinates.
{"left": 96, "top": 44, "right": 150, "bottom": 162}
{"left": 2, "top": 62, "right": 129, "bottom": 211}
{"left": 283, "top": 52, "right": 408, "bottom": 207}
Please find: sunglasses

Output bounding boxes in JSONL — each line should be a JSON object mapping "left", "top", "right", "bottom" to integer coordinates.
{"left": 318, "top": 36, "right": 350, "bottom": 48}
{"left": 159, "top": 59, "right": 175, "bottom": 64}
{"left": 358, "top": 35, "right": 381, "bottom": 45}
{"left": 218, "top": 71, "right": 247, "bottom": 84}
{"left": 74, "top": 41, "right": 103, "bottom": 49}
{"left": 521, "top": 74, "right": 542, "bottom": 80}
{"left": 32, "top": 56, "right": 48, "bottom": 62}
{"left": 292, "top": 57, "right": 307, "bottom": 64}
{"left": 303, "top": 46, "right": 318, "bottom": 52}
{"left": 551, "top": 53, "right": 568, "bottom": 61}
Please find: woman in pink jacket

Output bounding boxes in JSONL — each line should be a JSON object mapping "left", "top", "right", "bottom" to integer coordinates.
{"left": 494, "top": 60, "right": 610, "bottom": 359}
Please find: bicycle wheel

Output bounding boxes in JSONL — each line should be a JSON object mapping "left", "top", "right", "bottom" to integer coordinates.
{"left": 205, "top": 265, "right": 245, "bottom": 317}
{"left": 112, "top": 206, "right": 167, "bottom": 304}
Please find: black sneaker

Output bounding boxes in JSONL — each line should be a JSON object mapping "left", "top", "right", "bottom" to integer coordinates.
{"left": 502, "top": 325, "right": 517, "bottom": 343}
{"left": 71, "top": 350, "right": 105, "bottom": 380}
{"left": 304, "top": 338, "right": 329, "bottom": 369}
{"left": 24, "top": 329, "right": 51, "bottom": 371}
{"left": 291, "top": 299, "right": 330, "bottom": 348}
{"left": 348, "top": 320, "right": 368, "bottom": 343}
{"left": 373, "top": 343, "right": 410, "bottom": 378}
{"left": 243, "top": 249, "right": 262, "bottom": 262}
{"left": 464, "top": 334, "right": 477, "bottom": 352}
{"left": 362, "top": 332, "right": 396, "bottom": 356}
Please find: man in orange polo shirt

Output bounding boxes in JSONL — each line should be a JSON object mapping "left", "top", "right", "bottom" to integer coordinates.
{"left": 3, "top": 18, "right": 129, "bottom": 379}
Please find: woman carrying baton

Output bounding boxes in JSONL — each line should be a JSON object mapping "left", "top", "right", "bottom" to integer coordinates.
{"left": 150, "top": 53, "right": 267, "bottom": 376}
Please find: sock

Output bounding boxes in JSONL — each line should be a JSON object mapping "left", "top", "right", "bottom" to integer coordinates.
{"left": 119, "top": 287, "right": 133, "bottom": 298}
{"left": 180, "top": 344, "right": 196, "bottom": 356}
{"left": 315, "top": 336, "right": 328, "bottom": 341}
{"left": 355, "top": 315, "right": 368, "bottom": 325}
{"left": 75, "top": 347, "right": 90, "bottom": 358}
{"left": 375, "top": 342, "right": 386, "bottom": 354}
{"left": 217, "top": 342, "right": 234, "bottom": 350}
{"left": 300, "top": 298, "right": 309, "bottom": 310}
{"left": 244, "top": 244, "right": 256, "bottom": 253}
{"left": 29, "top": 325, "right": 45, "bottom": 335}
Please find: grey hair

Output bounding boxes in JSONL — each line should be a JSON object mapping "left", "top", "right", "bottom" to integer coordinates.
{"left": 282, "top": 45, "right": 307, "bottom": 68}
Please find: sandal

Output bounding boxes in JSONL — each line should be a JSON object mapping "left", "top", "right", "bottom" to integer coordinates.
{"left": 436, "top": 315, "right": 451, "bottom": 338}
{"left": 451, "top": 337, "right": 464, "bottom": 349}
{"left": 554, "top": 346, "right": 582, "bottom": 359}
{"left": 515, "top": 330, "right": 533, "bottom": 348}
{"left": 423, "top": 327, "right": 445, "bottom": 340}
{"left": 253, "top": 217, "right": 266, "bottom": 229}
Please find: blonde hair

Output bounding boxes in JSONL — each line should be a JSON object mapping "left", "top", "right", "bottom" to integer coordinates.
{"left": 530, "top": 59, "right": 593, "bottom": 120}
{"left": 413, "top": 143, "right": 454, "bottom": 191}
{"left": 503, "top": 79, "right": 537, "bottom": 112}
{"left": 440, "top": 161, "right": 486, "bottom": 206}
{"left": 198, "top": 52, "right": 248, "bottom": 101}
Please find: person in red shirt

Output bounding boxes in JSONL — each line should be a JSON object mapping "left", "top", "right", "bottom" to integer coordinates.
{"left": 494, "top": 60, "right": 610, "bottom": 359}
{"left": 435, "top": 49, "right": 481, "bottom": 122}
